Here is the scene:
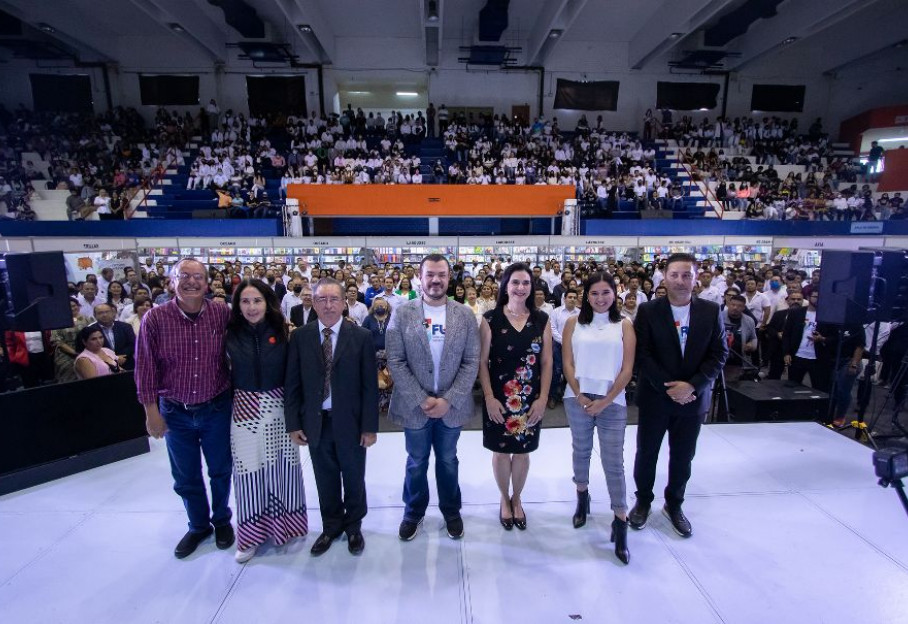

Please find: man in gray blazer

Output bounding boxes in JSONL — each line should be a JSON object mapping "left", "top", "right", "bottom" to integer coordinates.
{"left": 386, "top": 254, "right": 480, "bottom": 541}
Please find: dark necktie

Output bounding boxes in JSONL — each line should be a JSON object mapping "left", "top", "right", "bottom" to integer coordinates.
{"left": 322, "top": 327, "right": 333, "bottom": 401}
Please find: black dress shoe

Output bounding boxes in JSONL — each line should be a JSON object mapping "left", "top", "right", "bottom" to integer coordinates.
{"left": 310, "top": 532, "right": 339, "bottom": 556}
{"left": 214, "top": 524, "right": 235, "bottom": 550}
{"left": 174, "top": 527, "right": 213, "bottom": 559}
{"left": 628, "top": 502, "right": 651, "bottom": 530}
{"left": 573, "top": 490, "right": 591, "bottom": 529}
{"left": 662, "top": 505, "right": 692, "bottom": 538}
{"left": 347, "top": 531, "right": 365, "bottom": 555}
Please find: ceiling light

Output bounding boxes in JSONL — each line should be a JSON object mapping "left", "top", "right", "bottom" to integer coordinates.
{"left": 37, "top": 23, "right": 55, "bottom": 33}
{"left": 782, "top": 37, "right": 798, "bottom": 44}
{"left": 396, "top": 91, "right": 419, "bottom": 97}
{"left": 669, "top": 32, "right": 683, "bottom": 39}
{"left": 348, "top": 91, "right": 371, "bottom": 95}
{"left": 879, "top": 137, "right": 908, "bottom": 143}
{"left": 427, "top": 0, "right": 439, "bottom": 22}
{"left": 169, "top": 23, "right": 185, "bottom": 33}
{"left": 297, "top": 24, "right": 313, "bottom": 33}
{"left": 548, "top": 30, "right": 563, "bottom": 39}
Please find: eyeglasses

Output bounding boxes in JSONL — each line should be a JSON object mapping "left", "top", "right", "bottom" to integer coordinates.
{"left": 177, "top": 273, "right": 206, "bottom": 282}
{"left": 314, "top": 296, "right": 343, "bottom": 305}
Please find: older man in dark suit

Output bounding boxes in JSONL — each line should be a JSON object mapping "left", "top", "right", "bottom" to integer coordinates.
{"left": 285, "top": 277, "right": 378, "bottom": 556}
{"left": 629, "top": 253, "right": 727, "bottom": 538}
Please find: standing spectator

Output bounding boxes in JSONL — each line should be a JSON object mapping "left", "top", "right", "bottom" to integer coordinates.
{"left": 362, "top": 298, "right": 393, "bottom": 411}
{"left": 386, "top": 254, "right": 480, "bottom": 541}
{"left": 427, "top": 103, "right": 436, "bottom": 139}
{"left": 765, "top": 291, "right": 802, "bottom": 380}
{"left": 345, "top": 284, "right": 369, "bottom": 325}
{"left": 135, "top": 258, "right": 236, "bottom": 559}
{"left": 437, "top": 105, "right": 450, "bottom": 134}
{"left": 285, "top": 278, "right": 378, "bottom": 556}
{"left": 76, "top": 282, "right": 100, "bottom": 319}
{"left": 478, "top": 263, "right": 553, "bottom": 531}
{"left": 629, "top": 253, "right": 727, "bottom": 538}
{"left": 548, "top": 288, "right": 580, "bottom": 408}
{"left": 562, "top": 271, "right": 635, "bottom": 564}
{"left": 867, "top": 140, "right": 884, "bottom": 181}
{"left": 721, "top": 295, "right": 758, "bottom": 382}
{"left": 226, "top": 279, "right": 308, "bottom": 563}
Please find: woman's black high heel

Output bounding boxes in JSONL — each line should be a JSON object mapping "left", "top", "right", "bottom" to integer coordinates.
{"left": 500, "top": 500, "right": 514, "bottom": 530}
{"left": 611, "top": 517, "right": 630, "bottom": 564}
{"left": 573, "top": 490, "right": 591, "bottom": 529}
{"left": 512, "top": 498, "right": 527, "bottom": 531}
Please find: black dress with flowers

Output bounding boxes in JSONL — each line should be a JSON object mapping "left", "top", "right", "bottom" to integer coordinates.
{"left": 482, "top": 307, "right": 548, "bottom": 454}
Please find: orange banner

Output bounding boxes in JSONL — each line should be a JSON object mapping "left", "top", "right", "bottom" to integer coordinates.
{"left": 287, "top": 185, "right": 574, "bottom": 217}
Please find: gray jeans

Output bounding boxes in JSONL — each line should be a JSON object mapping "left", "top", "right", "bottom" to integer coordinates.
{"left": 564, "top": 395, "right": 628, "bottom": 514}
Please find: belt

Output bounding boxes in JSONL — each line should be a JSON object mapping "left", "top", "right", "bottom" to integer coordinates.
{"left": 163, "top": 390, "right": 229, "bottom": 411}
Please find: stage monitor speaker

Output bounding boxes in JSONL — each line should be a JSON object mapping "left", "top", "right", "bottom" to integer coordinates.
{"left": 0, "top": 251, "right": 73, "bottom": 331}
{"left": 859, "top": 248, "right": 908, "bottom": 323}
{"left": 816, "top": 250, "right": 875, "bottom": 325}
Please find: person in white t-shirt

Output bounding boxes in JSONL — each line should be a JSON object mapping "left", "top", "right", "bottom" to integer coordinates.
{"left": 629, "top": 253, "right": 727, "bottom": 539}
{"left": 384, "top": 255, "right": 480, "bottom": 542}
{"left": 345, "top": 284, "right": 369, "bottom": 325}
{"left": 549, "top": 288, "right": 580, "bottom": 407}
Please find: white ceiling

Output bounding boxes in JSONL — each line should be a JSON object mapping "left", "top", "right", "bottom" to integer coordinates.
{"left": 0, "top": 0, "right": 903, "bottom": 75}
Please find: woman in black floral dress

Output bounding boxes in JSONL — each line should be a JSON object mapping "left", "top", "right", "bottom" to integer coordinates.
{"left": 479, "top": 263, "right": 552, "bottom": 531}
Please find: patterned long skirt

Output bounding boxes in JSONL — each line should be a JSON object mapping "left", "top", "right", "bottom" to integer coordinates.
{"left": 231, "top": 387, "right": 308, "bottom": 551}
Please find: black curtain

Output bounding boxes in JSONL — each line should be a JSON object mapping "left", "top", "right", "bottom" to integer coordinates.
{"left": 246, "top": 76, "right": 307, "bottom": 117}
{"left": 29, "top": 74, "right": 92, "bottom": 113}
{"left": 554, "top": 79, "right": 619, "bottom": 111}
{"left": 750, "top": 84, "right": 805, "bottom": 113}
{"left": 656, "top": 81, "right": 720, "bottom": 111}
{"left": 139, "top": 75, "right": 200, "bottom": 106}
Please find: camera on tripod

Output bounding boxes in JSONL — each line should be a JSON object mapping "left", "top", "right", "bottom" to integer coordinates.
{"left": 874, "top": 446, "right": 908, "bottom": 483}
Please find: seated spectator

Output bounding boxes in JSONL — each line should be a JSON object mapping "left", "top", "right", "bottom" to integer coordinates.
{"left": 74, "top": 326, "right": 122, "bottom": 380}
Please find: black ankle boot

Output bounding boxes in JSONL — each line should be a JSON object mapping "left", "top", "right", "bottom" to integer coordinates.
{"left": 572, "top": 490, "right": 591, "bottom": 528}
{"left": 611, "top": 517, "right": 630, "bottom": 564}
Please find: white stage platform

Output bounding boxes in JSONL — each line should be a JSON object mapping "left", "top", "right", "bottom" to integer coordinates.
{"left": 1, "top": 423, "right": 906, "bottom": 624}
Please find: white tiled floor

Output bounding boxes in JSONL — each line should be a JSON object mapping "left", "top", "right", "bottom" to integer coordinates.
{"left": 1, "top": 423, "right": 907, "bottom": 624}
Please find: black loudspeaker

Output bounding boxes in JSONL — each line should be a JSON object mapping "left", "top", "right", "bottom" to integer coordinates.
{"left": 0, "top": 251, "right": 73, "bottom": 331}
{"left": 816, "top": 250, "right": 875, "bottom": 325}
{"left": 726, "top": 380, "right": 829, "bottom": 422}
{"left": 860, "top": 248, "right": 908, "bottom": 323}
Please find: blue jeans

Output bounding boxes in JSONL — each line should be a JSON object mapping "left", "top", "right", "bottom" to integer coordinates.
{"left": 159, "top": 390, "right": 233, "bottom": 533}
{"left": 832, "top": 361, "right": 862, "bottom": 420}
{"left": 402, "top": 419, "right": 462, "bottom": 522}
{"left": 564, "top": 396, "right": 628, "bottom": 514}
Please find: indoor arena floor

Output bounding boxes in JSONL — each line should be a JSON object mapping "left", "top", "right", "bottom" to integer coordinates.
{"left": 1, "top": 423, "right": 906, "bottom": 624}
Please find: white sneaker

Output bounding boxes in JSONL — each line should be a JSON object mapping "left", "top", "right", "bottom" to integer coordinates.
{"left": 235, "top": 545, "right": 257, "bottom": 563}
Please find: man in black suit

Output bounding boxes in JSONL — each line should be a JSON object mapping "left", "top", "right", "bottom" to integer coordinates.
{"left": 765, "top": 290, "right": 803, "bottom": 379}
{"left": 629, "top": 253, "right": 727, "bottom": 538}
{"left": 90, "top": 303, "right": 136, "bottom": 370}
{"left": 782, "top": 290, "right": 864, "bottom": 425}
{"left": 265, "top": 270, "right": 287, "bottom": 301}
{"left": 285, "top": 277, "right": 378, "bottom": 556}
{"left": 289, "top": 287, "right": 318, "bottom": 328}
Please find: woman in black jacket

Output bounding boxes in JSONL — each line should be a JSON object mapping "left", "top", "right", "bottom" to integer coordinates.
{"left": 226, "top": 279, "right": 308, "bottom": 563}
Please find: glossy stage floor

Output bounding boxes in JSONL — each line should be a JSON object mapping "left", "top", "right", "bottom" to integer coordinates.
{"left": 1, "top": 422, "right": 906, "bottom": 624}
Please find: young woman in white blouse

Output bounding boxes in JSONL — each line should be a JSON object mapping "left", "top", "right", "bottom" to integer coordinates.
{"left": 561, "top": 271, "right": 636, "bottom": 565}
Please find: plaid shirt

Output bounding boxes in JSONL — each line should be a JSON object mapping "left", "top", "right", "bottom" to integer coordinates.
{"left": 135, "top": 299, "right": 230, "bottom": 405}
